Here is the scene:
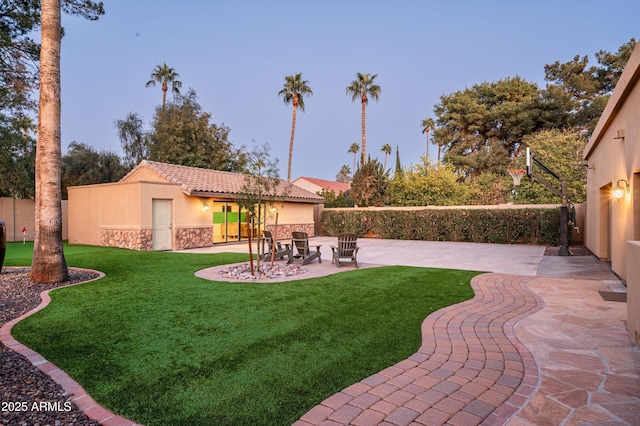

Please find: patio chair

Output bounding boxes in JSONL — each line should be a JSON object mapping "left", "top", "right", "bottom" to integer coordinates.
{"left": 331, "top": 233, "right": 360, "bottom": 268}
{"left": 260, "top": 230, "right": 291, "bottom": 261}
{"left": 288, "top": 231, "right": 321, "bottom": 265}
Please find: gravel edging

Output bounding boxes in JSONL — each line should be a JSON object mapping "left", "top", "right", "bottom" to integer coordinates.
{"left": 0, "top": 267, "right": 103, "bottom": 426}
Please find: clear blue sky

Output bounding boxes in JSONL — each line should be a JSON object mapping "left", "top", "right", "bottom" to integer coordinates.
{"left": 58, "top": 0, "right": 639, "bottom": 181}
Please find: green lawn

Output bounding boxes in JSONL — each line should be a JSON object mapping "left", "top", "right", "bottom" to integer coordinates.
{"left": 6, "top": 242, "right": 479, "bottom": 425}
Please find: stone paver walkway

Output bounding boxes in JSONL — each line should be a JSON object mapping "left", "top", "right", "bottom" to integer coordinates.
{"left": 294, "top": 274, "right": 542, "bottom": 426}
{"left": 509, "top": 276, "right": 640, "bottom": 425}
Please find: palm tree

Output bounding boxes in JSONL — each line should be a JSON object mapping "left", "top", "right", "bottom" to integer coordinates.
{"left": 421, "top": 117, "right": 435, "bottom": 163}
{"left": 339, "top": 164, "right": 351, "bottom": 182}
{"left": 348, "top": 142, "right": 359, "bottom": 174}
{"left": 381, "top": 143, "right": 392, "bottom": 170}
{"left": 278, "top": 72, "right": 313, "bottom": 182}
{"left": 346, "top": 73, "right": 381, "bottom": 164}
{"left": 30, "top": 0, "right": 67, "bottom": 283}
{"left": 146, "top": 62, "right": 182, "bottom": 108}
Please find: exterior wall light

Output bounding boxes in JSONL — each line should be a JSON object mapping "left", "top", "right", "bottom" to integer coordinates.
{"left": 202, "top": 201, "right": 210, "bottom": 212}
{"left": 613, "top": 179, "right": 630, "bottom": 200}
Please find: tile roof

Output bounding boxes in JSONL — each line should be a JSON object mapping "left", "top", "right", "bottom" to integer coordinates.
{"left": 121, "top": 160, "right": 324, "bottom": 203}
{"left": 293, "top": 177, "right": 350, "bottom": 194}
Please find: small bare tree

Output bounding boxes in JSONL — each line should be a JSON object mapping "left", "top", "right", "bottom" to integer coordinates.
{"left": 236, "top": 142, "right": 287, "bottom": 275}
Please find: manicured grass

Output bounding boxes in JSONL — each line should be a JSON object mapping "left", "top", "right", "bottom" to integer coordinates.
{"left": 7, "top": 242, "right": 479, "bottom": 425}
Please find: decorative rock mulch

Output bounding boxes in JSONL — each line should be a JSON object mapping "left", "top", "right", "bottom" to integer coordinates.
{"left": 0, "top": 267, "right": 101, "bottom": 426}
{"left": 218, "top": 262, "right": 307, "bottom": 280}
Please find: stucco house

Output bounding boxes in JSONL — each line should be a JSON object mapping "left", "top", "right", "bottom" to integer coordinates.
{"left": 292, "top": 177, "right": 350, "bottom": 195}
{"left": 68, "top": 160, "right": 324, "bottom": 251}
{"left": 583, "top": 42, "right": 640, "bottom": 344}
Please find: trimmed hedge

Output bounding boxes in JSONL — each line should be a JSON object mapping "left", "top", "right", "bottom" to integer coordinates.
{"left": 321, "top": 208, "right": 561, "bottom": 246}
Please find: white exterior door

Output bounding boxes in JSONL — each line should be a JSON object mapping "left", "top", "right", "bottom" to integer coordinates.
{"left": 152, "top": 199, "right": 172, "bottom": 251}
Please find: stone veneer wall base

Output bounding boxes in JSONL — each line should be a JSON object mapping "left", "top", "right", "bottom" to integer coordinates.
{"left": 263, "top": 224, "right": 314, "bottom": 240}
{"left": 100, "top": 229, "right": 153, "bottom": 251}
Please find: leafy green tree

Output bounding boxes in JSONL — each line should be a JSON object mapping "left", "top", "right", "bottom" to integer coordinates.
{"left": 146, "top": 62, "right": 182, "bottom": 109}
{"left": 348, "top": 142, "right": 359, "bottom": 173}
{"left": 467, "top": 172, "right": 510, "bottom": 205}
{"left": 114, "top": 112, "right": 150, "bottom": 167}
{"left": 320, "top": 188, "right": 354, "bottom": 208}
{"left": 0, "top": 116, "right": 36, "bottom": 198}
{"left": 346, "top": 73, "right": 381, "bottom": 164}
{"left": 421, "top": 117, "right": 435, "bottom": 162}
{"left": 594, "top": 39, "right": 637, "bottom": 91}
{"left": 388, "top": 160, "right": 469, "bottom": 206}
{"left": 0, "top": 0, "right": 103, "bottom": 115}
{"left": 278, "top": 72, "right": 313, "bottom": 182}
{"left": 61, "top": 142, "right": 127, "bottom": 198}
{"left": 433, "top": 76, "right": 540, "bottom": 178}
{"left": 543, "top": 38, "right": 635, "bottom": 133}
{"left": 0, "top": 3, "right": 39, "bottom": 116}
{"left": 514, "top": 129, "right": 587, "bottom": 204}
{"left": 148, "top": 89, "right": 247, "bottom": 172}
{"left": 350, "top": 158, "right": 389, "bottom": 207}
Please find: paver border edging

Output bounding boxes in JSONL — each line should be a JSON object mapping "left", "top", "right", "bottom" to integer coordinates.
{"left": 0, "top": 268, "right": 142, "bottom": 426}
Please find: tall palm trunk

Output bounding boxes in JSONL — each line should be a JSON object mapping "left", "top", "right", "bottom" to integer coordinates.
{"left": 162, "top": 81, "right": 167, "bottom": 108}
{"left": 425, "top": 129, "right": 429, "bottom": 163}
{"left": 361, "top": 98, "right": 367, "bottom": 164}
{"left": 287, "top": 95, "right": 298, "bottom": 182}
{"left": 30, "top": 0, "right": 68, "bottom": 283}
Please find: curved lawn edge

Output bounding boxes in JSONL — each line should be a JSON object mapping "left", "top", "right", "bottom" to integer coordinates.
{"left": 0, "top": 268, "right": 142, "bottom": 426}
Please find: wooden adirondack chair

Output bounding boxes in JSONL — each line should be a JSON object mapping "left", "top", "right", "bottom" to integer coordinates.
{"left": 260, "top": 230, "right": 291, "bottom": 261}
{"left": 331, "top": 233, "right": 360, "bottom": 268}
{"left": 288, "top": 231, "right": 321, "bottom": 265}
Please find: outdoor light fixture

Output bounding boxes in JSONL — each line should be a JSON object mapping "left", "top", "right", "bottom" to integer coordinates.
{"left": 613, "top": 179, "right": 630, "bottom": 200}
{"left": 202, "top": 201, "right": 209, "bottom": 212}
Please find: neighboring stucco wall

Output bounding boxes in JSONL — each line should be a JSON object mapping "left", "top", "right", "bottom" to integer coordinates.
{"left": 0, "top": 198, "right": 67, "bottom": 242}
{"left": 627, "top": 241, "right": 640, "bottom": 346}
{"left": 584, "top": 43, "right": 640, "bottom": 281}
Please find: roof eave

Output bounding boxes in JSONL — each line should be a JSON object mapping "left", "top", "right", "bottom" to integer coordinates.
{"left": 190, "top": 191, "right": 324, "bottom": 203}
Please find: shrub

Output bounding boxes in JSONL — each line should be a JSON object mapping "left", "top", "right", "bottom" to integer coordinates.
{"left": 322, "top": 207, "right": 562, "bottom": 245}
